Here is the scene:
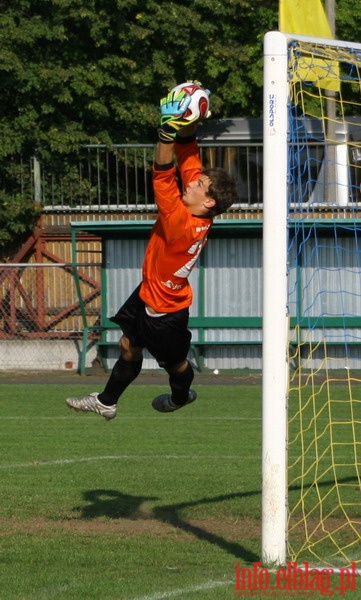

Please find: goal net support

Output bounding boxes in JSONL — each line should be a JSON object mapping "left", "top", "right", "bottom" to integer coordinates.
{"left": 262, "top": 31, "right": 361, "bottom": 569}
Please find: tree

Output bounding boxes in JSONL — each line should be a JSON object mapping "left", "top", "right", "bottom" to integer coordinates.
{"left": 0, "top": 0, "right": 277, "bottom": 158}
{"left": 0, "top": 0, "right": 359, "bottom": 254}
{"left": 0, "top": 0, "right": 358, "bottom": 158}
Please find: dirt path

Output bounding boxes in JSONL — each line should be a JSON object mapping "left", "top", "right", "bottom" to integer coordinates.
{"left": 0, "top": 369, "right": 262, "bottom": 386}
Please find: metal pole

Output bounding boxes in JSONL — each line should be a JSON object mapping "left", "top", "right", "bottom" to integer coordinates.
{"left": 325, "top": 0, "right": 336, "bottom": 37}
{"left": 32, "top": 156, "right": 42, "bottom": 204}
{"left": 325, "top": 0, "right": 337, "bottom": 203}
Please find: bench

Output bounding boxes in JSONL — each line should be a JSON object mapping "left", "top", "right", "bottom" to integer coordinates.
{"left": 79, "top": 315, "right": 361, "bottom": 375}
{"left": 79, "top": 316, "right": 263, "bottom": 374}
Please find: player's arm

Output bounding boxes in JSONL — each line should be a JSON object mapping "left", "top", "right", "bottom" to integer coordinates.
{"left": 154, "top": 86, "right": 195, "bottom": 169}
{"left": 154, "top": 86, "right": 199, "bottom": 209}
{"left": 175, "top": 125, "right": 202, "bottom": 188}
{"left": 155, "top": 122, "right": 197, "bottom": 165}
{"left": 153, "top": 147, "right": 189, "bottom": 245}
{"left": 176, "top": 123, "right": 197, "bottom": 140}
{"left": 153, "top": 83, "right": 208, "bottom": 216}
{"left": 154, "top": 139, "right": 174, "bottom": 167}
{"left": 155, "top": 118, "right": 198, "bottom": 167}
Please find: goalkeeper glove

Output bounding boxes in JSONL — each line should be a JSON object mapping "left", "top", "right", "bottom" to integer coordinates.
{"left": 158, "top": 88, "right": 193, "bottom": 143}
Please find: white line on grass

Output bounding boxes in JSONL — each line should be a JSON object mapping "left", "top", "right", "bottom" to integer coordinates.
{"left": 1, "top": 452, "right": 355, "bottom": 470}
{"left": 0, "top": 416, "right": 261, "bottom": 421}
{"left": 0, "top": 454, "right": 257, "bottom": 470}
{"left": 131, "top": 579, "right": 233, "bottom": 600}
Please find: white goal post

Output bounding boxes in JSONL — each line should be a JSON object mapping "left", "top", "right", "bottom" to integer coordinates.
{"left": 262, "top": 30, "right": 361, "bottom": 568}
{"left": 262, "top": 30, "right": 289, "bottom": 566}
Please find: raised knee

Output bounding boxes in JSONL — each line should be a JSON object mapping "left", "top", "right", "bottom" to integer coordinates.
{"left": 163, "top": 359, "right": 189, "bottom": 375}
{"left": 120, "top": 336, "right": 143, "bottom": 361}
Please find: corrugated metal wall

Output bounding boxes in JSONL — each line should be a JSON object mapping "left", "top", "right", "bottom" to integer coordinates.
{"left": 104, "top": 238, "right": 159, "bottom": 368}
{"left": 102, "top": 229, "right": 361, "bottom": 372}
{"left": 203, "top": 237, "right": 262, "bottom": 325}
{"left": 288, "top": 233, "right": 361, "bottom": 369}
{"left": 288, "top": 235, "right": 361, "bottom": 321}
{"left": 103, "top": 235, "right": 264, "bottom": 370}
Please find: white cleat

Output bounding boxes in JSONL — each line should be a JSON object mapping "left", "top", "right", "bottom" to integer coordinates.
{"left": 65, "top": 392, "right": 117, "bottom": 420}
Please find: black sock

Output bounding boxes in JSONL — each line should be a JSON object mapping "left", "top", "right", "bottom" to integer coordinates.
{"left": 168, "top": 362, "right": 194, "bottom": 406}
{"left": 98, "top": 355, "right": 143, "bottom": 405}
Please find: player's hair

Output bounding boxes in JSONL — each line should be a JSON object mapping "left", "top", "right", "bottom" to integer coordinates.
{"left": 203, "top": 167, "right": 237, "bottom": 217}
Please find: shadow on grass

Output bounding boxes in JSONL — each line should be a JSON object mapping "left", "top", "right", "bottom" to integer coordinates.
{"left": 75, "top": 488, "right": 259, "bottom": 563}
{"left": 74, "top": 474, "right": 361, "bottom": 563}
{"left": 74, "top": 489, "right": 159, "bottom": 520}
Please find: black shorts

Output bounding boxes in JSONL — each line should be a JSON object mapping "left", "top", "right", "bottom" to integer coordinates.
{"left": 110, "top": 284, "right": 192, "bottom": 368}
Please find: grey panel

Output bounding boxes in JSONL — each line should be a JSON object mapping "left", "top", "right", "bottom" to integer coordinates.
{"left": 103, "top": 235, "right": 264, "bottom": 370}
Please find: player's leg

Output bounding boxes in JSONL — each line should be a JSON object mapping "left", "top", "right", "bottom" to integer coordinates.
{"left": 152, "top": 359, "right": 197, "bottom": 413}
{"left": 141, "top": 308, "right": 197, "bottom": 412}
{"left": 98, "top": 335, "right": 143, "bottom": 405}
{"left": 66, "top": 285, "right": 144, "bottom": 420}
{"left": 65, "top": 336, "right": 143, "bottom": 420}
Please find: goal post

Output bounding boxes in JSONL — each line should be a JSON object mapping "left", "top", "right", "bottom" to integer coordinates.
{"left": 262, "top": 31, "right": 289, "bottom": 566}
{"left": 262, "top": 31, "right": 361, "bottom": 568}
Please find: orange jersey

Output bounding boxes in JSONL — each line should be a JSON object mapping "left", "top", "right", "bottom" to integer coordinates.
{"left": 139, "top": 140, "right": 212, "bottom": 312}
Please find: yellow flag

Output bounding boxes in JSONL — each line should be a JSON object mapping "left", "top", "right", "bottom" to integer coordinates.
{"left": 279, "top": 0, "right": 340, "bottom": 92}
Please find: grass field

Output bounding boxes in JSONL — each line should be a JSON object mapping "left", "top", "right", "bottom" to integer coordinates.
{"left": 0, "top": 377, "right": 359, "bottom": 599}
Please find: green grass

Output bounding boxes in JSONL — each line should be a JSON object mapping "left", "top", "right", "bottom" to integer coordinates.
{"left": 0, "top": 381, "right": 359, "bottom": 599}
{"left": 0, "top": 383, "right": 261, "bottom": 599}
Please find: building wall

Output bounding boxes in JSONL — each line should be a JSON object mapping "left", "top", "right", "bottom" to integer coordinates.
{"left": 103, "top": 233, "right": 264, "bottom": 371}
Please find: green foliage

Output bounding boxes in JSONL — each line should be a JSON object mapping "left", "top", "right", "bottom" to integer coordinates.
{"left": 0, "top": 191, "right": 40, "bottom": 259}
{"left": 335, "top": 0, "right": 361, "bottom": 43}
{"left": 0, "top": 0, "right": 358, "bottom": 253}
{"left": 0, "top": 0, "right": 357, "bottom": 158}
{"left": 0, "top": 154, "right": 41, "bottom": 257}
{"left": 0, "top": 0, "right": 277, "bottom": 163}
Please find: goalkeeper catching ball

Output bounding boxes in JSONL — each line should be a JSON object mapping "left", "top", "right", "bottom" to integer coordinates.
{"left": 66, "top": 82, "right": 237, "bottom": 419}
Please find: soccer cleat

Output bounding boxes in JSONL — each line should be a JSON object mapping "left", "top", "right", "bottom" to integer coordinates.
{"left": 152, "top": 390, "right": 197, "bottom": 413}
{"left": 65, "top": 392, "right": 117, "bottom": 420}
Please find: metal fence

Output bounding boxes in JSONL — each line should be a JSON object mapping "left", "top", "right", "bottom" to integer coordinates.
{"left": 1, "top": 142, "right": 264, "bottom": 211}
{"left": 0, "top": 262, "right": 101, "bottom": 371}
{"left": 3, "top": 116, "right": 361, "bottom": 212}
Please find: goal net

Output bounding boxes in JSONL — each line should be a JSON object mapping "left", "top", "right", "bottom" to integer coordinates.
{"left": 262, "top": 31, "right": 361, "bottom": 569}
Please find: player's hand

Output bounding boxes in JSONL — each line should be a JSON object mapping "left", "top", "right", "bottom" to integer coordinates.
{"left": 176, "top": 122, "right": 198, "bottom": 139}
{"left": 158, "top": 88, "right": 193, "bottom": 143}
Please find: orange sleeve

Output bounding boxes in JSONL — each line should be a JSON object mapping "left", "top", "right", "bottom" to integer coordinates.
{"left": 152, "top": 140, "right": 202, "bottom": 244}
{"left": 141, "top": 141, "right": 211, "bottom": 312}
{"left": 152, "top": 165, "right": 189, "bottom": 244}
{"left": 175, "top": 139, "right": 202, "bottom": 188}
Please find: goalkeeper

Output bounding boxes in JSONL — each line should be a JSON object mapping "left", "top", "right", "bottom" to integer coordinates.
{"left": 66, "top": 83, "right": 237, "bottom": 420}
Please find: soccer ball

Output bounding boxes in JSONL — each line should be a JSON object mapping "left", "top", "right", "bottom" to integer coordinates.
{"left": 171, "top": 82, "right": 210, "bottom": 122}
